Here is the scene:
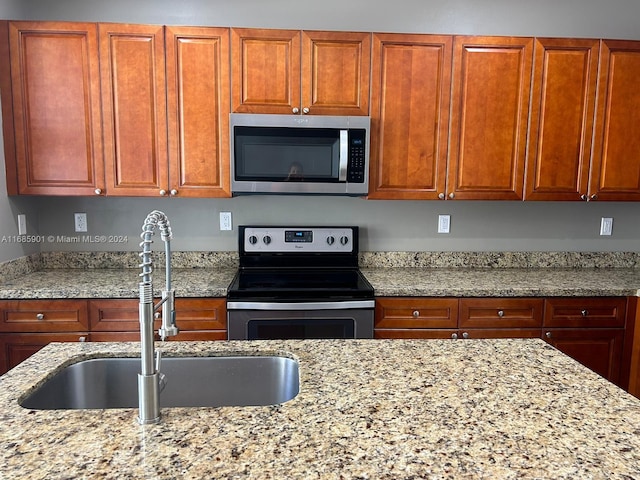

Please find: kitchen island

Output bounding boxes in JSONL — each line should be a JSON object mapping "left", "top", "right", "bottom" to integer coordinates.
{"left": 1, "top": 339, "right": 639, "bottom": 479}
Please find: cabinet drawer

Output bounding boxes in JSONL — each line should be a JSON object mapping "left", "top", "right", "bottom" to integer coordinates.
{"left": 543, "top": 297, "right": 626, "bottom": 328}
{"left": 375, "top": 298, "right": 458, "bottom": 329}
{"left": 89, "top": 298, "right": 227, "bottom": 332}
{"left": 459, "top": 298, "right": 543, "bottom": 328}
{"left": 0, "top": 300, "right": 89, "bottom": 332}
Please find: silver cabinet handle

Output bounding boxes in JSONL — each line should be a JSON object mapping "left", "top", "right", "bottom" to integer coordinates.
{"left": 581, "top": 309, "right": 588, "bottom": 317}
{"left": 448, "top": 192, "right": 455, "bottom": 199}
{"left": 292, "top": 107, "right": 299, "bottom": 114}
{"left": 170, "top": 189, "right": 178, "bottom": 196}
{"left": 462, "top": 332, "right": 469, "bottom": 339}
{"left": 545, "top": 331, "right": 552, "bottom": 338}
{"left": 438, "top": 193, "right": 445, "bottom": 200}
{"left": 302, "top": 107, "right": 310, "bottom": 114}
{"left": 94, "top": 188, "right": 102, "bottom": 195}
{"left": 36, "top": 313, "right": 44, "bottom": 320}
{"left": 79, "top": 336, "right": 86, "bottom": 342}
{"left": 580, "top": 194, "right": 587, "bottom": 201}
{"left": 497, "top": 310, "right": 504, "bottom": 317}
{"left": 412, "top": 310, "right": 420, "bottom": 318}
{"left": 590, "top": 194, "right": 598, "bottom": 201}
{"left": 451, "top": 333, "right": 458, "bottom": 339}
{"left": 159, "top": 189, "right": 167, "bottom": 196}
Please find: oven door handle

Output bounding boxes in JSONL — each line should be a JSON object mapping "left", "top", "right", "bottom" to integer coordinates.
{"left": 227, "top": 300, "right": 374, "bottom": 310}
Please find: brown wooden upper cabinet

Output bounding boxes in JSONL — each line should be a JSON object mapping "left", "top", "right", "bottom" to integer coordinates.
{"left": 165, "top": 26, "right": 231, "bottom": 198}
{"left": 448, "top": 36, "right": 534, "bottom": 200}
{"left": 368, "top": 33, "right": 452, "bottom": 199}
{"left": 589, "top": 39, "right": 640, "bottom": 201}
{"left": 231, "top": 28, "right": 371, "bottom": 115}
{"left": 100, "top": 24, "right": 231, "bottom": 197}
{"left": 6, "top": 21, "right": 105, "bottom": 195}
{"left": 525, "top": 38, "right": 599, "bottom": 201}
{"left": 100, "top": 23, "right": 168, "bottom": 196}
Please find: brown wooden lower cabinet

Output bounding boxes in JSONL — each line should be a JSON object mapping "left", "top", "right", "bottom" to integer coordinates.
{"left": 0, "top": 332, "right": 88, "bottom": 373}
{"left": 543, "top": 328, "right": 625, "bottom": 386}
{"left": 0, "top": 297, "right": 227, "bottom": 374}
{"left": 375, "top": 296, "right": 634, "bottom": 390}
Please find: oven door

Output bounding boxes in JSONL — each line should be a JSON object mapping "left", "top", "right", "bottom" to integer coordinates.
{"left": 227, "top": 301, "right": 374, "bottom": 340}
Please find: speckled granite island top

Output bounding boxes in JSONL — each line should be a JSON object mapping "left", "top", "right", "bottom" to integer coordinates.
{"left": 1, "top": 339, "right": 639, "bottom": 479}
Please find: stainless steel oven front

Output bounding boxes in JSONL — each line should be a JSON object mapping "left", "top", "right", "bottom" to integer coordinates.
{"left": 227, "top": 301, "right": 374, "bottom": 340}
{"left": 226, "top": 225, "right": 375, "bottom": 340}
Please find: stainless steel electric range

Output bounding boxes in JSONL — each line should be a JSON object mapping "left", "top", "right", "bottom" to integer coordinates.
{"left": 226, "top": 226, "right": 374, "bottom": 340}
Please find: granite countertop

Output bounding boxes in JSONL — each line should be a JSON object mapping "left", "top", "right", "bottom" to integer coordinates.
{"left": 1, "top": 339, "right": 639, "bottom": 479}
{"left": 0, "top": 268, "right": 238, "bottom": 299}
{"left": 2, "top": 266, "right": 640, "bottom": 299}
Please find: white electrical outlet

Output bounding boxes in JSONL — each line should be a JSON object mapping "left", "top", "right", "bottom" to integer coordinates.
{"left": 219, "top": 212, "right": 232, "bottom": 231}
{"left": 600, "top": 217, "right": 613, "bottom": 236}
{"left": 74, "top": 213, "right": 88, "bottom": 232}
{"left": 17, "top": 214, "right": 27, "bottom": 235}
{"left": 438, "top": 214, "right": 451, "bottom": 234}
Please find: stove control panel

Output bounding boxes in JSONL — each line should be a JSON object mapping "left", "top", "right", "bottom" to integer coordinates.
{"left": 243, "top": 227, "right": 355, "bottom": 253}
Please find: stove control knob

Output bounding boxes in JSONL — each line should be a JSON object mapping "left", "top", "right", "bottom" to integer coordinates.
{"left": 327, "top": 235, "right": 335, "bottom": 245}
{"left": 340, "top": 236, "right": 349, "bottom": 246}
{"left": 263, "top": 235, "right": 272, "bottom": 245}
{"left": 248, "top": 235, "right": 258, "bottom": 245}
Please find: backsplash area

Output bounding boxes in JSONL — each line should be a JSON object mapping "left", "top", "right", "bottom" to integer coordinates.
{"left": 2, "top": 251, "right": 640, "bottom": 284}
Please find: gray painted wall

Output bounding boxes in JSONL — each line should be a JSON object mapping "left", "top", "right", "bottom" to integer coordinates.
{"left": 1, "top": 0, "right": 640, "bottom": 261}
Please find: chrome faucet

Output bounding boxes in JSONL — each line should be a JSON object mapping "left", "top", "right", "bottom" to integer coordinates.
{"left": 137, "top": 210, "right": 179, "bottom": 424}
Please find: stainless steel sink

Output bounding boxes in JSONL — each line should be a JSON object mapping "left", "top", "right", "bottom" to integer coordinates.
{"left": 20, "top": 356, "right": 299, "bottom": 410}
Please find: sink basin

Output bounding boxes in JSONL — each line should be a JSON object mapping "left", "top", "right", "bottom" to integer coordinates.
{"left": 20, "top": 356, "right": 299, "bottom": 410}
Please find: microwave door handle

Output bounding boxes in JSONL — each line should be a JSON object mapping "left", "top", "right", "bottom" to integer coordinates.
{"left": 339, "top": 130, "right": 348, "bottom": 181}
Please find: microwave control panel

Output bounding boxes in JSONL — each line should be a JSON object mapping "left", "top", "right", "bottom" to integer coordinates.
{"left": 243, "top": 226, "right": 355, "bottom": 253}
{"left": 347, "top": 129, "right": 367, "bottom": 183}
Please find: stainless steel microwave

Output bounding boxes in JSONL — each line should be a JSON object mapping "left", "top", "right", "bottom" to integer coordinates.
{"left": 230, "top": 113, "right": 370, "bottom": 196}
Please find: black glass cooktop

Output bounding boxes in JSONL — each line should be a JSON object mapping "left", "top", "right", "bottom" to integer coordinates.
{"left": 226, "top": 268, "right": 374, "bottom": 301}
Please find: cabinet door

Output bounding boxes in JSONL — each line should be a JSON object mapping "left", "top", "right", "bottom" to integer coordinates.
{"left": 525, "top": 38, "right": 599, "bottom": 201}
{"left": 8, "top": 21, "right": 104, "bottom": 195}
{"left": 0, "top": 332, "right": 88, "bottom": 374}
{"left": 448, "top": 36, "right": 533, "bottom": 200}
{"left": 375, "top": 297, "right": 458, "bottom": 338}
{"left": 590, "top": 39, "right": 640, "bottom": 201}
{"left": 301, "top": 31, "right": 371, "bottom": 116}
{"left": 231, "top": 28, "right": 301, "bottom": 114}
{"left": 166, "top": 26, "right": 231, "bottom": 198}
{"left": 0, "top": 299, "right": 89, "bottom": 332}
{"left": 100, "top": 23, "right": 168, "bottom": 196}
{"left": 368, "top": 33, "right": 452, "bottom": 199}
{"left": 544, "top": 329, "right": 625, "bottom": 386}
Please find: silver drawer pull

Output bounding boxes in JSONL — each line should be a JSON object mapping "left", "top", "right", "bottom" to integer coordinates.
{"left": 581, "top": 309, "right": 588, "bottom": 317}
{"left": 36, "top": 313, "right": 44, "bottom": 320}
{"left": 412, "top": 310, "right": 420, "bottom": 318}
{"left": 497, "top": 310, "right": 504, "bottom": 317}
{"left": 545, "top": 331, "right": 552, "bottom": 338}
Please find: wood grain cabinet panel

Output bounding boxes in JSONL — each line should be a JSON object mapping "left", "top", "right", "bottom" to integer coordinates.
{"left": 543, "top": 297, "right": 628, "bottom": 387}
{"left": 89, "top": 298, "right": 227, "bottom": 337}
{"left": 100, "top": 23, "right": 168, "bottom": 196}
{"left": 448, "top": 36, "right": 533, "bottom": 200}
{"left": 525, "top": 38, "right": 599, "bottom": 201}
{"left": 368, "top": 33, "right": 452, "bottom": 199}
{"left": 8, "top": 21, "right": 105, "bottom": 195}
{"left": 165, "top": 26, "right": 231, "bottom": 197}
{"left": 0, "top": 332, "right": 88, "bottom": 374}
{"left": 543, "top": 297, "right": 626, "bottom": 328}
{"left": 375, "top": 297, "right": 458, "bottom": 338}
{"left": 0, "top": 299, "right": 89, "bottom": 332}
{"left": 590, "top": 39, "right": 640, "bottom": 201}
{"left": 232, "top": 28, "right": 370, "bottom": 115}
{"left": 301, "top": 30, "right": 370, "bottom": 116}
{"left": 459, "top": 298, "right": 544, "bottom": 329}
